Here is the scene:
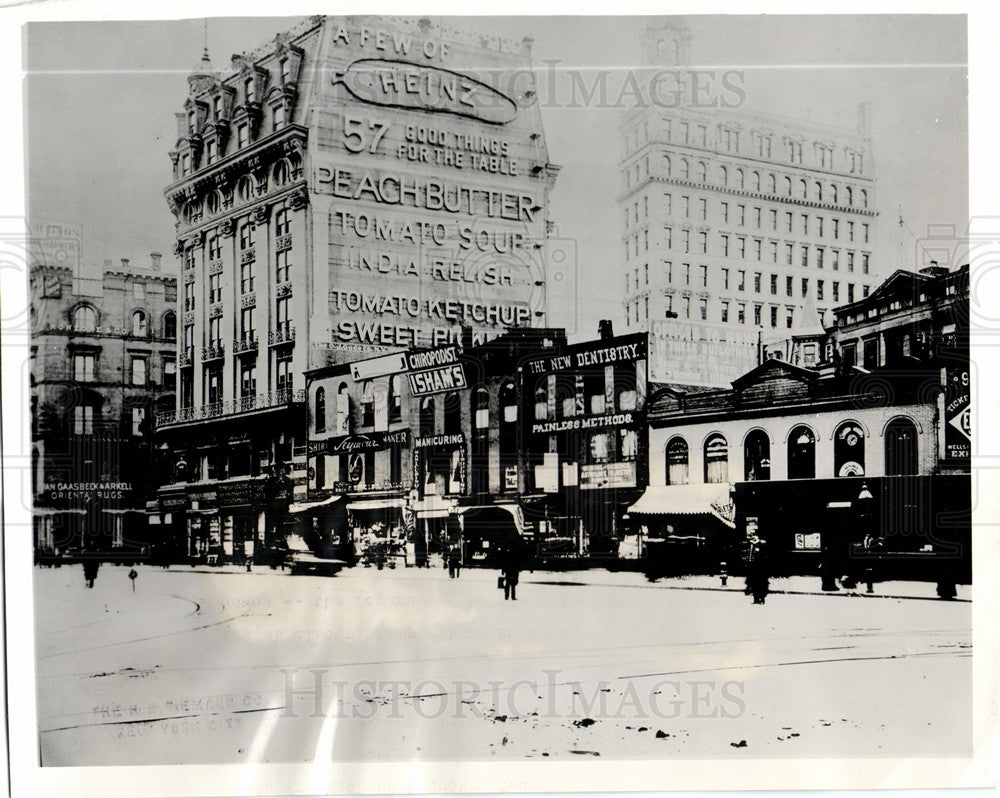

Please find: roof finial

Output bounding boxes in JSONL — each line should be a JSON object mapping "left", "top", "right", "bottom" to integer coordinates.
{"left": 202, "top": 19, "right": 210, "bottom": 63}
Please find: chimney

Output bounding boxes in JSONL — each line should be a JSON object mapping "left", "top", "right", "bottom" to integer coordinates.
{"left": 598, "top": 319, "right": 614, "bottom": 340}
{"left": 121, "top": 258, "right": 130, "bottom": 271}
{"left": 150, "top": 252, "right": 162, "bottom": 271}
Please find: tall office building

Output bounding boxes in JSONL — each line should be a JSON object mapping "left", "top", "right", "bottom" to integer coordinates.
{"left": 154, "top": 15, "right": 558, "bottom": 561}
{"left": 619, "top": 21, "right": 879, "bottom": 387}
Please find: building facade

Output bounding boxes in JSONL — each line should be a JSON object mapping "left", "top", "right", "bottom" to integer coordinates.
{"left": 619, "top": 21, "right": 879, "bottom": 387}
{"left": 30, "top": 258, "right": 177, "bottom": 558}
{"left": 154, "top": 15, "right": 560, "bottom": 563}
{"left": 637, "top": 263, "right": 970, "bottom": 583}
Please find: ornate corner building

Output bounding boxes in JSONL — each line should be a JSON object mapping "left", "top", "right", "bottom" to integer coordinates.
{"left": 154, "top": 16, "right": 559, "bottom": 565}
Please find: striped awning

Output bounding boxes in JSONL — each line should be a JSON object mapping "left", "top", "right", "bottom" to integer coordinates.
{"left": 628, "top": 483, "right": 735, "bottom": 528}
{"left": 288, "top": 495, "right": 342, "bottom": 514}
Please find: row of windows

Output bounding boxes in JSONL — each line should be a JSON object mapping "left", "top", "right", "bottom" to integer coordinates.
{"left": 625, "top": 225, "right": 870, "bottom": 273}
{"left": 624, "top": 152, "right": 870, "bottom": 206}
{"left": 663, "top": 419, "right": 920, "bottom": 485}
{"left": 71, "top": 352, "right": 175, "bottom": 387}
{"left": 195, "top": 351, "right": 293, "bottom": 407}
{"left": 625, "top": 117, "right": 866, "bottom": 176}
{"left": 69, "top": 306, "right": 176, "bottom": 340}
{"left": 626, "top": 295, "right": 825, "bottom": 330}
{"left": 181, "top": 161, "right": 299, "bottom": 222}
{"left": 68, "top": 405, "right": 149, "bottom": 437}
{"left": 626, "top": 192, "right": 871, "bottom": 246}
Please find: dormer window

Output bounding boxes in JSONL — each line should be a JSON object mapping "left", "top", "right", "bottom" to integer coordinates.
{"left": 181, "top": 152, "right": 190, "bottom": 175}
{"left": 245, "top": 78, "right": 256, "bottom": 104}
{"left": 188, "top": 110, "right": 197, "bottom": 133}
{"left": 213, "top": 95, "right": 222, "bottom": 120}
{"left": 206, "top": 139, "right": 217, "bottom": 165}
{"left": 237, "top": 123, "right": 249, "bottom": 149}
{"left": 273, "top": 103, "right": 285, "bottom": 131}
{"left": 281, "top": 58, "right": 291, "bottom": 84}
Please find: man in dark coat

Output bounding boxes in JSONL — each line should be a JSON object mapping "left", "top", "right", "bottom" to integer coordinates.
{"left": 746, "top": 536, "right": 770, "bottom": 605}
{"left": 501, "top": 545, "right": 521, "bottom": 600}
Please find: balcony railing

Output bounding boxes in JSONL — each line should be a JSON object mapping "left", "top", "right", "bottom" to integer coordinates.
{"left": 156, "top": 388, "right": 306, "bottom": 427}
{"left": 202, "top": 341, "right": 226, "bottom": 361}
{"left": 179, "top": 347, "right": 194, "bottom": 367}
{"left": 269, "top": 323, "right": 295, "bottom": 346}
{"left": 233, "top": 334, "right": 259, "bottom": 354}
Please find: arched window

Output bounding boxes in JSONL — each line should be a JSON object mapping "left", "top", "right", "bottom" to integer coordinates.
{"left": 799, "top": 178, "right": 808, "bottom": 198}
{"left": 767, "top": 173, "right": 776, "bottom": 193}
{"left": 719, "top": 165, "right": 728, "bottom": 185}
{"left": 132, "top": 310, "right": 147, "bottom": 337}
{"left": 830, "top": 184, "right": 838, "bottom": 203}
{"left": 272, "top": 160, "right": 289, "bottom": 187}
{"left": 443, "top": 391, "right": 462, "bottom": 435}
{"left": 704, "top": 434, "right": 729, "bottom": 483}
{"left": 388, "top": 375, "right": 402, "bottom": 423}
{"left": 665, "top": 437, "right": 689, "bottom": 485}
{"left": 696, "top": 161, "right": 706, "bottom": 182}
{"left": 419, "top": 396, "right": 436, "bottom": 437}
{"left": 861, "top": 189, "right": 868, "bottom": 208}
{"left": 680, "top": 158, "right": 689, "bottom": 180}
{"left": 534, "top": 383, "right": 548, "bottom": 420}
{"left": 73, "top": 305, "right": 97, "bottom": 332}
{"left": 314, "top": 387, "right": 326, "bottom": 433}
{"left": 474, "top": 388, "right": 489, "bottom": 432}
{"left": 162, "top": 311, "right": 176, "bottom": 341}
{"left": 846, "top": 186, "right": 854, "bottom": 206}
{"left": 501, "top": 382, "right": 518, "bottom": 424}
{"left": 788, "top": 426, "right": 816, "bottom": 479}
{"left": 814, "top": 181, "right": 823, "bottom": 202}
{"left": 783, "top": 176, "right": 792, "bottom": 196}
{"left": 834, "top": 422, "right": 865, "bottom": 476}
{"left": 744, "top": 429, "right": 771, "bottom": 481}
{"left": 336, "top": 382, "right": 349, "bottom": 434}
{"left": 751, "top": 171, "right": 761, "bottom": 191}
{"left": 663, "top": 154, "right": 671, "bottom": 176}
{"left": 885, "top": 418, "right": 919, "bottom": 476}
{"left": 736, "top": 169, "right": 745, "bottom": 190}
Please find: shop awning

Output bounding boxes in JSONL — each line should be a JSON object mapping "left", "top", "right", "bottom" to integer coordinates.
{"left": 102, "top": 508, "right": 147, "bottom": 515}
{"left": 628, "top": 484, "right": 736, "bottom": 528}
{"left": 455, "top": 503, "right": 525, "bottom": 536}
{"left": 413, "top": 495, "right": 453, "bottom": 519}
{"left": 346, "top": 497, "right": 406, "bottom": 511}
{"left": 288, "top": 495, "right": 342, "bottom": 514}
{"left": 32, "top": 507, "right": 86, "bottom": 516}
{"left": 187, "top": 508, "right": 218, "bottom": 516}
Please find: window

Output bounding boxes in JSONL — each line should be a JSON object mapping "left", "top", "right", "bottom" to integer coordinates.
{"left": 698, "top": 231, "right": 707, "bottom": 254}
{"left": 209, "top": 273, "right": 222, "bottom": 303}
{"left": 832, "top": 250, "right": 839, "bottom": 271}
{"left": 801, "top": 214, "right": 808, "bottom": 235}
{"left": 336, "top": 383, "right": 350, "bottom": 433}
{"left": 240, "top": 307, "right": 255, "bottom": 340}
{"left": 276, "top": 250, "right": 291, "bottom": 283}
{"left": 131, "top": 310, "right": 147, "bottom": 337}
{"left": 721, "top": 301, "right": 729, "bottom": 323}
{"left": 769, "top": 209, "right": 777, "bottom": 231}
{"left": 817, "top": 248, "right": 824, "bottom": 269}
{"left": 754, "top": 272, "right": 761, "bottom": 293}
{"left": 834, "top": 422, "right": 865, "bottom": 477}
{"left": 832, "top": 282, "right": 840, "bottom": 302}
{"left": 275, "top": 352, "right": 293, "bottom": 394}
{"left": 73, "top": 405, "right": 94, "bottom": 435}
{"left": 786, "top": 275, "right": 793, "bottom": 296}
{"left": 721, "top": 234, "right": 729, "bottom": 256}
{"left": 786, "top": 212, "right": 793, "bottom": 233}
{"left": 737, "top": 303, "right": 746, "bottom": 324}
{"left": 273, "top": 103, "right": 286, "bottom": 131}
{"left": 801, "top": 278, "right": 809, "bottom": 298}
{"left": 786, "top": 243, "right": 793, "bottom": 265}
{"left": 163, "top": 311, "right": 176, "bottom": 341}
{"left": 275, "top": 209, "right": 290, "bottom": 237}
{"left": 738, "top": 270, "right": 746, "bottom": 291}
{"left": 699, "top": 264, "right": 708, "bottom": 287}
{"left": 699, "top": 197, "right": 707, "bottom": 220}
{"left": 722, "top": 268, "right": 730, "bottom": 290}
{"left": 787, "top": 426, "right": 816, "bottom": 479}
{"left": 237, "top": 123, "right": 249, "bottom": 149}
{"left": 699, "top": 298, "right": 707, "bottom": 320}
{"left": 245, "top": 77, "right": 256, "bottom": 103}
{"left": 848, "top": 283, "right": 855, "bottom": 303}
{"left": 817, "top": 280, "right": 825, "bottom": 301}
{"left": 885, "top": 418, "right": 919, "bottom": 476}
{"left": 704, "top": 434, "right": 729, "bottom": 483}
{"left": 184, "top": 282, "right": 196, "bottom": 312}
{"left": 130, "top": 356, "right": 147, "bottom": 386}
{"left": 770, "top": 274, "right": 778, "bottom": 295}
{"left": 738, "top": 205, "right": 746, "bottom": 226}
{"left": 208, "top": 317, "right": 221, "bottom": 347}
{"left": 590, "top": 432, "right": 611, "bottom": 464}
{"left": 240, "top": 362, "right": 256, "bottom": 400}
{"left": 785, "top": 308, "right": 794, "bottom": 328}
{"left": 754, "top": 304, "right": 762, "bottom": 325}
{"left": 801, "top": 245, "right": 809, "bottom": 267}
{"left": 862, "top": 254, "right": 869, "bottom": 274}
{"left": 314, "top": 387, "right": 326, "bottom": 433}
{"left": 770, "top": 306, "right": 778, "bottom": 327}
{"left": 241, "top": 262, "right": 255, "bottom": 294}
{"left": 131, "top": 407, "right": 146, "bottom": 437}
{"left": 73, "top": 353, "right": 96, "bottom": 382}
{"left": 665, "top": 437, "right": 689, "bottom": 485}
{"left": 240, "top": 222, "right": 254, "bottom": 250}
{"left": 73, "top": 305, "right": 97, "bottom": 332}
{"left": 206, "top": 139, "right": 217, "bottom": 165}
{"left": 744, "top": 429, "right": 771, "bottom": 480}
{"left": 420, "top": 396, "right": 437, "bottom": 435}
{"left": 163, "top": 357, "right": 176, "bottom": 390}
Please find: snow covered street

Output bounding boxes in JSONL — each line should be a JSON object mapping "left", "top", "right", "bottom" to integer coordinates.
{"left": 34, "top": 563, "right": 971, "bottom": 766}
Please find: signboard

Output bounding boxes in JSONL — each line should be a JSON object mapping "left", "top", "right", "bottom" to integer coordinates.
{"left": 44, "top": 481, "right": 131, "bottom": 501}
{"left": 579, "top": 462, "right": 637, "bottom": 491}
{"left": 351, "top": 351, "right": 408, "bottom": 382}
{"left": 504, "top": 466, "right": 519, "bottom": 490}
{"left": 324, "top": 429, "right": 411, "bottom": 454}
{"left": 944, "top": 366, "right": 971, "bottom": 459}
{"left": 794, "top": 533, "right": 822, "bottom": 550}
{"left": 406, "top": 345, "right": 468, "bottom": 396}
{"left": 524, "top": 334, "right": 648, "bottom": 377}
{"left": 216, "top": 480, "right": 263, "bottom": 507}
{"left": 531, "top": 411, "right": 635, "bottom": 436}
{"left": 414, "top": 433, "right": 464, "bottom": 448}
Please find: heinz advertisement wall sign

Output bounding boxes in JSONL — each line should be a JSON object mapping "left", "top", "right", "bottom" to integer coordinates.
{"left": 316, "top": 17, "right": 556, "bottom": 363}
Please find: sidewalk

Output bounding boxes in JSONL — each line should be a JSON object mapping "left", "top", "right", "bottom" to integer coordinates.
{"left": 152, "top": 561, "right": 970, "bottom": 601}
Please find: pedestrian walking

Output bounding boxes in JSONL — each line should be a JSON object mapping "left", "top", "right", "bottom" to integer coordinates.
{"left": 500, "top": 546, "right": 521, "bottom": 601}
{"left": 82, "top": 560, "right": 100, "bottom": 589}
{"left": 447, "top": 542, "right": 462, "bottom": 578}
{"left": 746, "top": 536, "right": 770, "bottom": 605}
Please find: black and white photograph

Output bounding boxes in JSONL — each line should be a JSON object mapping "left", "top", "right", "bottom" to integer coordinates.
{"left": 1, "top": 3, "right": 997, "bottom": 796}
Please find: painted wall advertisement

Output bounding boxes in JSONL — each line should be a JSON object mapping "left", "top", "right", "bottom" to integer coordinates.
{"left": 944, "top": 365, "right": 970, "bottom": 460}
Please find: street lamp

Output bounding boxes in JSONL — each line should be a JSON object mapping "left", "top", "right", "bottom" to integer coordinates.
{"left": 856, "top": 482, "right": 874, "bottom": 593}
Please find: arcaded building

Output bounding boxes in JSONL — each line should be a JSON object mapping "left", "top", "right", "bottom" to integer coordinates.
{"left": 154, "top": 15, "right": 559, "bottom": 563}
{"left": 620, "top": 21, "right": 879, "bottom": 387}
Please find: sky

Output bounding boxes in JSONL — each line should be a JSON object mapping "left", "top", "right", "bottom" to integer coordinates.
{"left": 23, "top": 14, "right": 968, "bottom": 341}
